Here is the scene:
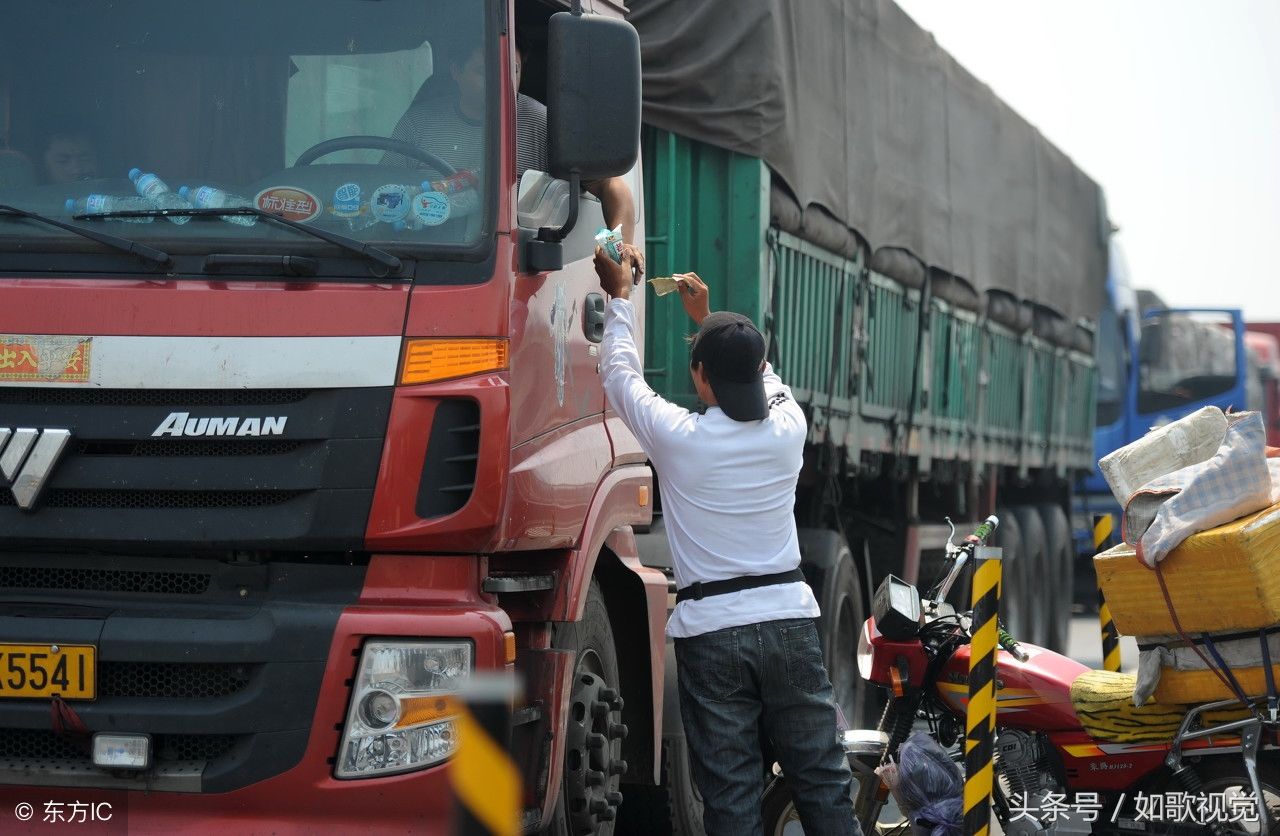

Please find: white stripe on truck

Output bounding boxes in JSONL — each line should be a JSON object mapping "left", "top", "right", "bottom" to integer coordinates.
{"left": 0, "top": 335, "right": 402, "bottom": 389}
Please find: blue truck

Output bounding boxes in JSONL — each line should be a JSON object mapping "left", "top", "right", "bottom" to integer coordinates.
{"left": 1074, "top": 240, "right": 1254, "bottom": 562}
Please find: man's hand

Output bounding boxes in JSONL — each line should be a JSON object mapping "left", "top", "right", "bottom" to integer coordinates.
{"left": 619, "top": 242, "right": 645, "bottom": 283}
{"left": 595, "top": 246, "right": 634, "bottom": 300}
{"left": 676, "top": 272, "right": 711, "bottom": 325}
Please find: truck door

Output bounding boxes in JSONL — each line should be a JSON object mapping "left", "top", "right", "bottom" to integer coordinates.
{"left": 507, "top": 176, "right": 615, "bottom": 539}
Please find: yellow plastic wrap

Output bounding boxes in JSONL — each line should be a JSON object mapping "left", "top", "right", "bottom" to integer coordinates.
{"left": 1154, "top": 664, "right": 1280, "bottom": 705}
{"left": 1071, "top": 670, "right": 1249, "bottom": 743}
{"left": 1093, "top": 502, "right": 1280, "bottom": 636}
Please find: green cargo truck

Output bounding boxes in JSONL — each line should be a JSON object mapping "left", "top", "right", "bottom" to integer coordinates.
{"left": 617, "top": 1, "right": 1107, "bottom": 829}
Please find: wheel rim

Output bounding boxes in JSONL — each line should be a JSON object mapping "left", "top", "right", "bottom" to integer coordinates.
{"left": 1200, "top": 773, "right": 1280, "bottom": 834}
{"left": 563, "top": 661, "right": 628, "bottom": 835}
{"left": 769, "top": 800, "right": 804, "bottom": 836}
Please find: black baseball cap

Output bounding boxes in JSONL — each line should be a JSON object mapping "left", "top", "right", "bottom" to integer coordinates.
{"left": 690, "top": 311, "right": 768, "bottom": 421}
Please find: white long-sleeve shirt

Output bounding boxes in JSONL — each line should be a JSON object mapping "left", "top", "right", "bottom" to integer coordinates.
{"left": 601, "top": 297, "right": 820, "bottom": 638}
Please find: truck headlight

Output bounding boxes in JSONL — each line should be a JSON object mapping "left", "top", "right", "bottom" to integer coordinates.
{"left": 335, "top": 640, "right": 473, "bottom": 779}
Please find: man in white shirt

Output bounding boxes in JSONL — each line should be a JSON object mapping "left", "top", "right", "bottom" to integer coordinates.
{"left": 593, "top": 249, "right": 855, "bottom": 835}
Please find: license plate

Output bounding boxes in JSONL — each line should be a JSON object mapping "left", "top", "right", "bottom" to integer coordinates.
{"left": 0, "top": 644, "right": 95, "bottom": 700}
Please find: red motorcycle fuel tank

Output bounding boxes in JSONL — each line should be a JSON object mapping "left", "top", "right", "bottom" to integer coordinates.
{"left": 937, "top": 643, "right": 1089, "bottom": 731}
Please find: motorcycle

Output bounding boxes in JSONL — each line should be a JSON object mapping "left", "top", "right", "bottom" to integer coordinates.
{"left": 763, "top": 516, "right": 1280, "bottom": 835}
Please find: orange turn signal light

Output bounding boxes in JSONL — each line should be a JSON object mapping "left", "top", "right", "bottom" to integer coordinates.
{"left": 889, "top": 663, "right": 906, "bottom": 698}
{"left": 400, "top": 338, "right": 509, "bottom": 385}
{"left": 396, "top": 694, "right": 460, "bottom": 729}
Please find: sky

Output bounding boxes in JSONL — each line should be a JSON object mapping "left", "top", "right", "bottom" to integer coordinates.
{"left": 893, "top": 0, "right": 1280, "bottom": 322}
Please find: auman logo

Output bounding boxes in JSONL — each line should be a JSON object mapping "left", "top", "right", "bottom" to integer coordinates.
{"left": 152, "top": 412, "right": 288, "bottom": 438}
{"left": 0, "top": 427, "right": 72, "bottom": 511}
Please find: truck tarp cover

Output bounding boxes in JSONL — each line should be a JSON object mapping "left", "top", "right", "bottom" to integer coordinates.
{"left": 629, "top": 0, "right": 1107, "bottom": 324}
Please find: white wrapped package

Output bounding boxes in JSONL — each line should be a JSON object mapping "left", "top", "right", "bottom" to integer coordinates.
{"left": 1124, "top": 411, "right": 1275, "bottom": 567}
{"left": 1099, "top": 405, "right": 1228, "bottom": 504}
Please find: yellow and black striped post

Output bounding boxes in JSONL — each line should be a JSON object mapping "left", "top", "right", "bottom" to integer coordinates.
{"left": 452, "top": 676, "right": 521, "bottom": 836}
{"left": 1093, "top": 513, "right": 1122, "bottom": 672}
{"left": 964, "top": 544, "right": 1001, "bottom": 836}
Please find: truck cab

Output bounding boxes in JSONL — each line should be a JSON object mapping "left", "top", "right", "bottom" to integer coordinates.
{"left": 0, "top": 2, "right": 656, "bottom": 832}
{"left": 1076, "top": 240, "right": 1251, "bottom": 555}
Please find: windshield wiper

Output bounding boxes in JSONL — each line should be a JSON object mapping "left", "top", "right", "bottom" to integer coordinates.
{"left": 0, "top": 205, "right": 171, "bottom": 268}
{"left": 81, "top": 207, "right": 403, "bottom": 275}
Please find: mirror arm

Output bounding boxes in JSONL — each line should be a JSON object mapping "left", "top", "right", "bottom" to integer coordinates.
{"left": 536, "top": 171, "right": 581, "bottom": 244}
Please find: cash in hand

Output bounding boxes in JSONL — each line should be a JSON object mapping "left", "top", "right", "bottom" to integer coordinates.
{"left": 648, "top": 276, "right": 682, "bottom": 296}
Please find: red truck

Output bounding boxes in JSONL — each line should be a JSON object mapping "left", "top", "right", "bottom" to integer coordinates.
{"left": 0, "top": 0, "right": 1113, "bottom": 833}
{"left": 1247, "top": 324, "right": 1280, "bottom": 446}
{"left": 0, "top": 1, "right": 654, "bottom": 833}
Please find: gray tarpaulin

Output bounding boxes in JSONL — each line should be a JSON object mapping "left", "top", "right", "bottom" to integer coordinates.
{"left": 629, "top": 0, "right": 1108, "bottom": 325}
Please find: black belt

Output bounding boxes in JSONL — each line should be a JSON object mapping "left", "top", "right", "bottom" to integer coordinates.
{"left": 675, "top": 568, "right": 805, "bottom": 603}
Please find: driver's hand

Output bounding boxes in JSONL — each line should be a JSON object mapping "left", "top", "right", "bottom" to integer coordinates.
{"left": 619, "top": 243, "right": 645, "bottom": 283}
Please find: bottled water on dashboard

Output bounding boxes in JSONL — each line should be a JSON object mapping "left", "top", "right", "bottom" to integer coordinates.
{"left": 127, "top": 168, "right": 191, "bottom": 224}
{"left": 64, "top": 195, "right": 154, "bottom": 223}
{"left": 178, "top": 186, "right": 257, "bottom": 227}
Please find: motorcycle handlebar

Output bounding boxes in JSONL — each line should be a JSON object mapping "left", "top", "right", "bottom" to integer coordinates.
{"left": 967, "top": 515, "right": 999, "bottom": 545}
{"left": 998, "top": 623, "right": 1030, "bottom": 662}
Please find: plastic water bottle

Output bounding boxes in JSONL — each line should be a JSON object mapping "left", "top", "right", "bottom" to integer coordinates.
{"left": 128, "top": 168, "right": 191, "bottom": 225}
{"left": 178, "top": 186, "right": 257, "bottom": 227}
{"left": 64, "top": 195, "right": 154, "bottom": 223}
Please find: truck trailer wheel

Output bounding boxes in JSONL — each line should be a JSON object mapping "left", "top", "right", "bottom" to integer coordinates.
{"left": 815, "top": 541, "right": 877, "bottom": 729}
{"left": 547, "top": 580, "right": 627, "bottom": 836}
{"left": 992, "top": 509, "right": 1024, "bottom": 642}
{"left": 1037, "top": 503, "right": 1073, "bottom": 653}
{"left": 1010, "top": 505, "right": 1049, "bottom": 648}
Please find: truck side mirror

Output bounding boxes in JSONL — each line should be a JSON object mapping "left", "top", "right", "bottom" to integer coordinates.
{"left": 546, "top": 12, "right": 641, "bottom": 183}
{"left": 524, "top": 10, "right": 640, "bottom": 274}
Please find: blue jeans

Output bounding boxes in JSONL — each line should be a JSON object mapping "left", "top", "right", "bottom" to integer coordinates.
{"left": 674, "top": 618, "right": 856, "bottom": 836}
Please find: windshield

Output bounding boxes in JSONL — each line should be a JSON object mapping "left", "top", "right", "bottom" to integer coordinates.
{"left": 0, "top": 0, "right": 493, "bottom": 262}
{"left": 1137, "top": 312, "right": 1238, "bottom": 414}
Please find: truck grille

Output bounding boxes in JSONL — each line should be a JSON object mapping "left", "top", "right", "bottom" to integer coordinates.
{"left": 0, "top": 564, "right": 211, "bottom": 594}
{"left": 0, "top": 386, "right": 392, "bottom": 550}
{"left": 0, "top": 557, "right": 359, "bottom": 793}
{"left": 75, "top": 439, "right": 304, "bottom": 457}
{"left": 1, "top": 729, "right": 237, "bottom": 764}
{"left": 416, "top": 399, "right": 481, "bottom": 518}
{"left": 100, "top": 663, "right": 254, "bottom": 699}
{"left": 0, "top": 489, "right": 306, "bottom": 510}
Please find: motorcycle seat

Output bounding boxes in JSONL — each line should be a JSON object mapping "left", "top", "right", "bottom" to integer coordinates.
{"left": 1069, "top": 669, "right": 1251, "bottom": 743}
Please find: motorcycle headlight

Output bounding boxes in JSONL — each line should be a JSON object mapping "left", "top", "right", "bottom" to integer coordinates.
{"left": 335, "top": 640, "right": 473, "bottom": 779}
{"left": 857, "top": 619, "right": 874, "bottom": 681}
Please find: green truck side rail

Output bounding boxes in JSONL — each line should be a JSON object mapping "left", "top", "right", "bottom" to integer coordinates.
{"left": 641, "top": 126, "right": 1096, "bottom": 481}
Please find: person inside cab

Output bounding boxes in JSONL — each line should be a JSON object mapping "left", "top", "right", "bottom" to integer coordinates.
{"left": 383, "top": 38, "right": 642, "bottom": 272}
{"left": 39, "top": 126, "right": 98, "bottom": 185}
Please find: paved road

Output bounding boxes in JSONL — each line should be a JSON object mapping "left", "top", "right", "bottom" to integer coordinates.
{"left": 1068, "top": 611, "right": 1139, "bottom": 672}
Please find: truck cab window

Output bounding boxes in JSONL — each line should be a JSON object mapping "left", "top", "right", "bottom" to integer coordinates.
{"left": 0, "top": 0, "right": 494, "bottom": 264}
{"left": 1138, "top": 312, "right": 1238, "bottom": 413}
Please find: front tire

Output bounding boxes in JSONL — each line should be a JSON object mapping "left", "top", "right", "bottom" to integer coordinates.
{"left": 615, "top": 734, "right": 704, "bottom": 836}
{"left": 545, "top": 580, "right": 627, "bottom": 836}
